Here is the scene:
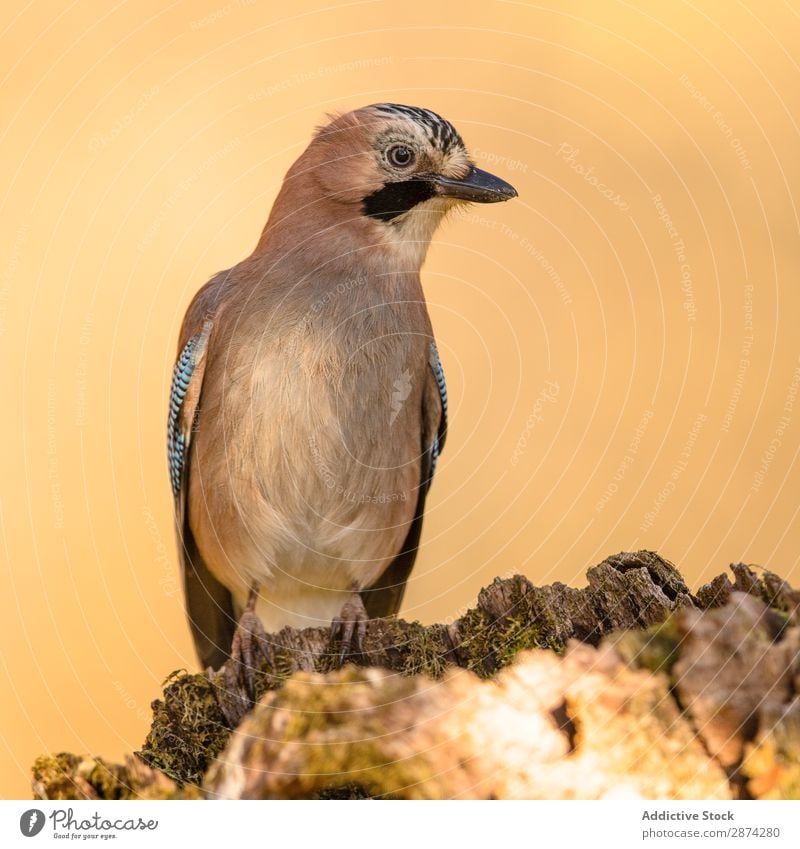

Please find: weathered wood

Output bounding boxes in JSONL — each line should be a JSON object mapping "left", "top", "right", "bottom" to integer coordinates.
{"left": 31, "top": 553, "right": 800, "bottom": 800}
{"left": 205, "top": 591, "right": 799, "bottom": 800}
{"left": 208, "top": 550, "right": 697, "bottom": 725}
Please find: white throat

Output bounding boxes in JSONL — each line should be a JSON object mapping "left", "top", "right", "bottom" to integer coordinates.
{"left": 381, "top": 197, "right": 455, "bottom": 270}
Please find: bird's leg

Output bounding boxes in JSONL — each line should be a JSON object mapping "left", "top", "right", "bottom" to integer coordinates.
{"left": 219, "top": 585, "right": 270, "bottom": 726}
{"left": 330, "top": 587, "right": 369, "bottom": 663}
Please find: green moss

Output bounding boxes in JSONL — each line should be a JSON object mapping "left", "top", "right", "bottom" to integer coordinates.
{"left": 531, "top": 605, "right": 569, "bottom": 651}
{"left": 137, "top": 672, "right": 229, "bottom": 786}
{"left": 85, "top": 761, "right": 131, "bottom": 800}
{"left": 403, "top": 625, "right": 449, "bottom": 678}
{"left": 161, "top": 668, "right": 189, "bottom": 687}
{"left": 314, "top": 647, "right": 348, "bottom": 675}
{"left": 454, "top": 607, "right": 492, "bottom": 676}
{"left": 31, "top": 753, "right": 202, "bottom": 800}
{"left": 611, "top": 616, "right": 682, "bottom": 676}
{"left": 31, "top": 754, "right": 83, "bottom": 799}
{"left": 452, "top": 605, "right": 562, "bottom": 677}
{"left": 489, "top": 616, "right": 543, "bottom": 671}
{"left": 313, "top": 784, "right": 374, "bottom": 799}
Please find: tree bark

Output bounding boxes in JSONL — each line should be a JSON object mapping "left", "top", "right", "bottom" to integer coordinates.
{"left": 31, "top": 551, "right": 800, "bottom": 800}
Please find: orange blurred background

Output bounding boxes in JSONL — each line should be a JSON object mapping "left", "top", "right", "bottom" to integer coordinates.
{"left": 2, "top": 0, "right": 799, "bottom": 798}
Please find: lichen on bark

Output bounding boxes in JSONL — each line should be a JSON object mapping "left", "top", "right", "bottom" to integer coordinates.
{"left": 30, "top": 551, "right": 800, "bottom": 801}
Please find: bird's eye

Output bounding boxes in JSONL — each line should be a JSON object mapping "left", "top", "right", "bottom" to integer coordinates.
{"left": 388, "top": 144, "right": 414, "bottom": 168}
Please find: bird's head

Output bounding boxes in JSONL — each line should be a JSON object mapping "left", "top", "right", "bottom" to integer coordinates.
{"left": 260, "top": 104, "right": 518, "bottom": 270}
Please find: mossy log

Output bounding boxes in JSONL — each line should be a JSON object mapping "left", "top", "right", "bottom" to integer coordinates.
{"left": 30, "top": 753, "right": 201, "bottom": 800}
{"left": 32, "top": 551, "right": 800, "bottom": 800}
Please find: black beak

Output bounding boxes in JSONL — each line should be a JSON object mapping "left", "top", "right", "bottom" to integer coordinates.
{"left": 430, "top": 165, "right": 518, "bottom": 204}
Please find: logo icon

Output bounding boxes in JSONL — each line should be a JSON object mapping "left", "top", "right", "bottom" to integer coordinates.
{"left": 390, "top": 369, "right": 412, "bottom": 425}
{"left": 19, "top": 809, "right": 45, "bottom": 837}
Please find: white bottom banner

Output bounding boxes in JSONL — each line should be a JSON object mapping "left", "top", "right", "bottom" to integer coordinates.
{"left": 2, "top": 799, "right": 797, "bottom": 848}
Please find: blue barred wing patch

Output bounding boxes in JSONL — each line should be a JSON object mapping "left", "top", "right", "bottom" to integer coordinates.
{"left": 428, "top": 341, "right": 448, "bottom": 479}
{"left": 167, "top": 325, "right": 210, "bottom": 498}
{"left": 430, "top": 435, "right": 441, "bottom": 478}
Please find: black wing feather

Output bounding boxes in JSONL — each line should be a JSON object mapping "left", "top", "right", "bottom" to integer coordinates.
{"left": 362, "top": 342, "right": 447, "bottom": 618}
{"left": 169, "top": 323, "right": 237, "bottom": 670}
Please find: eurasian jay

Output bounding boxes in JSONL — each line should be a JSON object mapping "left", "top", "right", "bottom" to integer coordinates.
{"left": 167, "top": 103, "right": 517, "bottom": 682}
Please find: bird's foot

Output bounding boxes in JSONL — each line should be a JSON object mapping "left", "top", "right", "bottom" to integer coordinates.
{"left": 330, "top": 592, "right": 368, "bottom": 664}
{"left": 218, "top": 605, "right": 270, "bottom": 727}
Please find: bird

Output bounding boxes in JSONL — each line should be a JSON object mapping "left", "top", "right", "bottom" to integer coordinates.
{"left": 167, "top": 103, "right": 517, "bottom": 698}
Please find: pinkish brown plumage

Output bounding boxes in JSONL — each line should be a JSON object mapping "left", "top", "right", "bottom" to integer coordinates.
{"left": 167, "top": 104, "right": 517, "bottom": 687}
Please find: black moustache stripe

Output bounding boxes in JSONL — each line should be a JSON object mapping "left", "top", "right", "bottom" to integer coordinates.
{"left": 363, "top": 179, "right": 436, "bottom": 222}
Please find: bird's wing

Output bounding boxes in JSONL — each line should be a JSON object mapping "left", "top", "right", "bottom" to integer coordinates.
{"left": 362, "top": 341, "right": 448, "bottom": 618}
{"left": 168, "top": 318, "right": 236, "bottom": 671}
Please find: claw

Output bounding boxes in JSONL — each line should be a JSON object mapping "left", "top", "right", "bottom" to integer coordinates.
{"left": 217, "top": 587, "right": 270, "bottom": 726}
{"left": 233, "top": 609, "right": 266, "bottom": 694}
{"left": 330, "top": 593, "right": 368, "bottom": 664}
